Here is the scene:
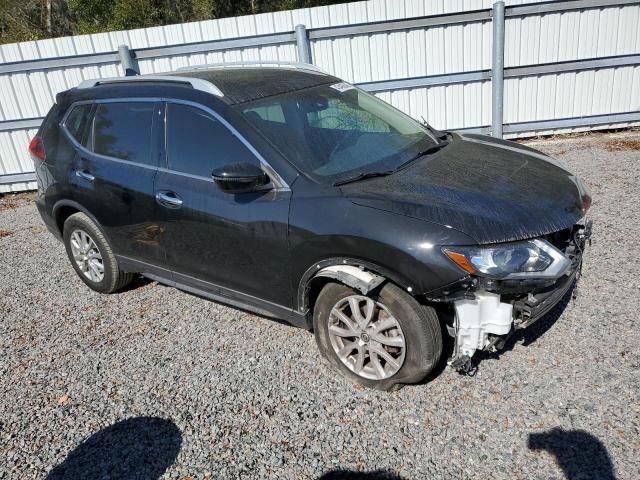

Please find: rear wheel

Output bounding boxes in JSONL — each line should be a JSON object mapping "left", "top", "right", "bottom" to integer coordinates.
{"left": 63, "top": 212, "right": 134, "bottom": 293}
{"left": 313, "top": 282, "right": 442, "bottom": 391}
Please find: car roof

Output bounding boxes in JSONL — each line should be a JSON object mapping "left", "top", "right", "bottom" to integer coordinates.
{"left": 172, "top": 67, "right": 340, "bottom": 105}
{"left": 73, "top": 66, "right": 341, "bottom": 106}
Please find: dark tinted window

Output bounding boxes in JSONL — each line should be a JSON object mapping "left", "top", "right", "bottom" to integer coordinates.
{"left": 166, "top": 103, "right": 254, "bottom": 177}
{"left": 93, "top": 102, "right": 155, "bottom": 164}
{"left": 65, "top": 104, "right": 93, "bottom": 144}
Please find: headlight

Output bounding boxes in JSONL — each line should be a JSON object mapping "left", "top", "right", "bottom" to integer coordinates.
{"left": 442, "top": 239, "right": 571, "bottom": 279}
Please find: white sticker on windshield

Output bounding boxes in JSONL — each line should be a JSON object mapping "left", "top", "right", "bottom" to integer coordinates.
{"left": 330, "top": 82, "right": 354, "bottom": 92}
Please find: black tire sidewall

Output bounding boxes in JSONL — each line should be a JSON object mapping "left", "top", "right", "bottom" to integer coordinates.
{"left": 63, "top": 215, "right": 117, "bottom": 293}
{"left": 313, "top": 282, "right": 442, "bottom": 391}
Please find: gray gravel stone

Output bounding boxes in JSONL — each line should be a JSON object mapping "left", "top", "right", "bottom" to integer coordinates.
{"left": 1, "top": 131, "right": 639, "bottom": 479}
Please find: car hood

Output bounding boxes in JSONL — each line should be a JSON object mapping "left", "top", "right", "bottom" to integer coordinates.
{"left": 340, "top": 133, "right": 588, "bottom": 245}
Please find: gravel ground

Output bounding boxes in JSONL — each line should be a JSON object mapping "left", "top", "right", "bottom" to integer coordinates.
{"left": 1, "top": 131, "right": 639, "bottom": 479}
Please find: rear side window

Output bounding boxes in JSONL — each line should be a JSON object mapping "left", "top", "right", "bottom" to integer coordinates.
{"left": 166, "top": 103, "right": 255, "bottom": 177}
{"left": 92, "top": 102, "right": 155, "bottom": 165}
{"left": 64, "top": 104, "right": 93, "bottom": 145}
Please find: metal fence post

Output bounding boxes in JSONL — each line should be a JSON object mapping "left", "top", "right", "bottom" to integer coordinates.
{"left": 118, "top": 45, "right": 140, "bottom": 76}
{"left": 491, "top": 1, "right": 505, "bottom": 138}
{"left": 295, "top": 24, "right": 313, "bottom": 64}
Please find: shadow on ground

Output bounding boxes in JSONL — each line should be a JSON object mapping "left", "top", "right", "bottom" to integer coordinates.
{"left": 318, "top": 429, "right": 615, "bottom": 480}
{"left": 529, "top": 428, "right": 616, "bottom": 480}
{"left": 46, "top": 416, "right": 181, "bottom": 480}
{"left": 117, "top": 274, "right": 154, "bottom": 293}
{"left": 319, "top": 471, "right": 404, "bottom": 480}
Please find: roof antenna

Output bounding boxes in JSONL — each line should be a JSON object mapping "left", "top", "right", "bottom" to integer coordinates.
{"left": 118, "top": 45, "right": 140, "bottom": 77}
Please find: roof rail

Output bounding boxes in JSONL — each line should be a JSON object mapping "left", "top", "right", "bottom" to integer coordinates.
{"left": 77, "top": 75, "right": 224, "bottom": 97}
{"left": 176, "top": 61, "right": 326, "bottom": 74}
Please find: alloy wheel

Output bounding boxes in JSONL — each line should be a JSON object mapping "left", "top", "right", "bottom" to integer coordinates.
{"left": 69, "top": 229, "right": 104, "bottom": 283}
{"left": 327, "top": 295, "right": 406, "bottom": 380}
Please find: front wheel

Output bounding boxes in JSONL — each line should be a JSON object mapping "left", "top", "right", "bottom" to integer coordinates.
{"left": 313, "top": 282, "right": 442, "bottom": 391}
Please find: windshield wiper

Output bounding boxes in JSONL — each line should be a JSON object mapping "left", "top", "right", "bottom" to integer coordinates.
{"left": 394, "top": 140, "right": 450, "bottom": 172}
{"left": 332, "top": 139, "right": 450, "bottom": 187}
{"left": 333, "top": 170, "right": 395, "bottom": 186}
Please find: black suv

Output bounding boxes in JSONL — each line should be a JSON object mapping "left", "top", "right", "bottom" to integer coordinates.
{"left": 32, "top": 64, "right": 592, "bottom": 390}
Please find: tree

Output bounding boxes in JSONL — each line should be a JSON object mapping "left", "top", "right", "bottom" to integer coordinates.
{"left": 1, "top": 0, "right": 72, "bottom": 43}
{"left": 1, "top": 0, "right": 351, "bottom": 44}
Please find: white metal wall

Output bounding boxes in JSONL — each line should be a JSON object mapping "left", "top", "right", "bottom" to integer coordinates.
{"left": 1, "top": 0, "right": 638, "bottom": 192}
{"left": 312, "top": 0, "right": 494, "bottom": 132}
{"left": 349, "top": 2, "right": 640, "bottom": 134}
{"left": 503, "top": 4, "right": 640, "bottom": 135}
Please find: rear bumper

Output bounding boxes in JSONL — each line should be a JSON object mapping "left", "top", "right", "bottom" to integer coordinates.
{"left": 35, "top": 200, "right": 62, "bottom": 241}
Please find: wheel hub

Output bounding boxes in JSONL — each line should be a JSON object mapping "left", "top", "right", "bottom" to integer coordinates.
{"left": 70, "top": 229, "right": 104, "bottom": 283}
{"left": 327, "top": 294, "right": 406, "bottom": 381}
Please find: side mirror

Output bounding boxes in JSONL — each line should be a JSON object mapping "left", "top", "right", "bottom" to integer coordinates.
{"left": 211, "top": 162, "right": 270, "bottom": 193}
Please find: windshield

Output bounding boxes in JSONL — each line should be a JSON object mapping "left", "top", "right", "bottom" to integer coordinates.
{"left": 234, "top": 82, "right": 438, "bottom": 184}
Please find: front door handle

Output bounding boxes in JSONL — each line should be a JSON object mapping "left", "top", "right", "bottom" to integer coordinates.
{"left": 155, "top": 191, "right": 183, "bottom": 209}
{"left": 75, "top": 170, "right": 95, "bottom": 182}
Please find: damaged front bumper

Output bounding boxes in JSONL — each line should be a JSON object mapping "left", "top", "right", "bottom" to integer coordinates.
{"left": 446, "top": 221, "right": 592, "bottom": 373}
{"left": 513, "top": 266, "right": 577, "bottom": 329}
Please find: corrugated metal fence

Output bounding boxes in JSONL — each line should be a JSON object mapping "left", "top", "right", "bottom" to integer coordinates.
{"left": 1, "top": 0, "right": 639, "bottom": 192}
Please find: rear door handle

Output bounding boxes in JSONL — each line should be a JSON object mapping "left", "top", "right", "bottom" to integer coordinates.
{"left": 75, "top": 170, "right": 95, "bottom": 182}
{"left": 155, "top": 191, "right": 183, "bottom": 209}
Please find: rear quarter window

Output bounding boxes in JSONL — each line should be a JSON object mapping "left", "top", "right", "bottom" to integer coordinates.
{"left": 64, "top": 104, "right": 93, "bottom": 145}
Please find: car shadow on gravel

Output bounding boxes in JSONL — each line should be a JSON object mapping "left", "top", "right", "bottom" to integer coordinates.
{"left": 45, "top": 416, "right": 181, "bottom": 480}
{"left": 319, "top": 470, "right": 404, "bottom": 479}
{"left": 528, "top": 428, "right": 616, "bottom": 479}
{"left": 118, "top": 274, "right": 155, "bottom": 292}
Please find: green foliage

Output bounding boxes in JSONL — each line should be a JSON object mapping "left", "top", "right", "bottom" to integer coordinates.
{"left": 1, "top": 0, "right": 46, "bottom": 43}
{"left": 1, "top": 0, "right": 74, "bottom": 43}
{"left": 0, "top": 0, "right": 351, "bottom": 43}
{"left": 68, "top": 0, "right": 189, "bottom": 33}
{"left": 67, "top": 0, "right": 114, "bottom": 34}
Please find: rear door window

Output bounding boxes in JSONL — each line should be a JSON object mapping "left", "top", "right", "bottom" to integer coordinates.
{"left": 165, "top": 103, "right": 256, "bottom": 177}
{"left": 92, "top": 102, "right": 156, "bottom": 165}
{"left": 64, "top": 104, "right": 93, "bottom": 145}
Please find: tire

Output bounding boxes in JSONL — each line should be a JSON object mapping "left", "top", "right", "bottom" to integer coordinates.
{"left": 63, "top": 212, "right": 134, "bottom": 293}
{"left": 313, "top": 282, "right": 442, "bottom": 391}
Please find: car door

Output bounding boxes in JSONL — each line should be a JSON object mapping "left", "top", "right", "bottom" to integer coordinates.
{"left": 67, "top": 99, "right": 165, "bottom": 266}
{"left": 154, "top": 100, "right": 292, "bottom": 307}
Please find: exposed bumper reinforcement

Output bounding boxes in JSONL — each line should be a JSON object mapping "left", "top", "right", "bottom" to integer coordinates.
{"left": 514, "top": 268, "right": 577, "bottom": 329}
